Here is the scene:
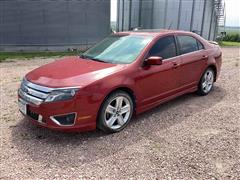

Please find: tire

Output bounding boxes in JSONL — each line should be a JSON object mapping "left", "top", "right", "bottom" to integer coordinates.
{"left": 197, "top": 68, "right": 215, "bottom": 96}
{"left": 97, "top": 90, "right": 134, "bottom": 133}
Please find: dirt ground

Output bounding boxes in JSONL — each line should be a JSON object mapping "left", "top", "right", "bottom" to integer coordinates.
{"left": 0, "top": 47, "right": 239, "bottom": 179}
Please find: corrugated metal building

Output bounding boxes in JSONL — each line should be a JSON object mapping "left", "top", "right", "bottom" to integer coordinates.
{"left": 117, "top": 0, "right": 225, "bottom": 40}
{"left": 0, "top": 0, "right": 110, "bottom": 51}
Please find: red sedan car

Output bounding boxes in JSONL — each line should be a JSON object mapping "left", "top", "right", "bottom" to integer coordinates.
{"left": 18, "top": 30, "right": 222, "bottom": 133}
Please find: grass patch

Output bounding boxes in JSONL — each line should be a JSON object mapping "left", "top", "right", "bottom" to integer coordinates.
{"left": 0, "top": 51, "right": 79, "bottom": 62}
{"left": 220, "top": 41, "right": 240, "bottom": 47}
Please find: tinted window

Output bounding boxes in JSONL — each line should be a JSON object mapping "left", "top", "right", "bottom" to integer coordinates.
{"left": 178, "top": 36, "right": 198, "bottom": 54}
{"left": 149, "top": 36, "right": 177, "bottom": 59}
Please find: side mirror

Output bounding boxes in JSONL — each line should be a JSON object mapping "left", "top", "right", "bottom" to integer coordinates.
{"left": 146, "top": 56, "right": 163, "bottom": 65}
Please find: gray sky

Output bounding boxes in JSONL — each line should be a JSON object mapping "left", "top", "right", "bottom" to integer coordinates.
{"left": 225, "top": 0, "right": 240, "bottom": 27}
{"left": 111, "top": 0, "right": 240, "bottom": 27}
{"left": 111, "top": 0, "right": 117, "bottom": 22}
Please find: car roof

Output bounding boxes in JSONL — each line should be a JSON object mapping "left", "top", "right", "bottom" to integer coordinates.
{"left": 116, "top": 29, "right": 194, "bottom": 37}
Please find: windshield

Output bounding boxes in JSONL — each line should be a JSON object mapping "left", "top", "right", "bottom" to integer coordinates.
{"left": 81, "top": 35, "right": 153, "bottom": 64}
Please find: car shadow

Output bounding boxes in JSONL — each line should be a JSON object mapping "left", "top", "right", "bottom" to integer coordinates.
{"left": 10, "top": 86, "right": 226, "bottom": 168}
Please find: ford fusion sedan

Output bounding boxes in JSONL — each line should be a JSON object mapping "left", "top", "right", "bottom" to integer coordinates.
{"left": 18, "top": 30, "right": 222, "bottom": 133}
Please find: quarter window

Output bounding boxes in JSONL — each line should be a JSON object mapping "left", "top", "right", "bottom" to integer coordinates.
{"left": 149, "top": 36, "right": 177, "bottom": 59}
{"left": 177, "top": 35, "right": 199, "bottom": 55}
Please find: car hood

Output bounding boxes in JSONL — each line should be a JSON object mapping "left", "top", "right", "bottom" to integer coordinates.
{"left": 26, "top": 56, "right": 126, "bottom": 88}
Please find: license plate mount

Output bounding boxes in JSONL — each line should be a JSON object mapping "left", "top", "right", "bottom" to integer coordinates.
{"left": 18, "top": 99, "right": 27, "bottom": 115}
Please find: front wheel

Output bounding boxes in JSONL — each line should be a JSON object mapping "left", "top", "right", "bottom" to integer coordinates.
{"left": 97, "top": 91, "right": 134, "bottom": 133}
{"left": 197, "top": 68, "right": 215, "bottom": 96}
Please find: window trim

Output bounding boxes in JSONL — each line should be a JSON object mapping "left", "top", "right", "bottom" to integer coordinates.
{"left": 196, "top": 40, "right": 205, "bottom": 50}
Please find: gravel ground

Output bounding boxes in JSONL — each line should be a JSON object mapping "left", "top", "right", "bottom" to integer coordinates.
{"left": 0, "top": 47, "right": 239, "bottom": 179}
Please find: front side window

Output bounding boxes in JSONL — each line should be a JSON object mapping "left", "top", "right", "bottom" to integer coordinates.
{"left": 149, "top": 36, "right": 177, "bottom": 59}
{"left": 81, "top": 35, "right": 153, "bottom": 64}
{"left": 177, "top": 35, "right": 199, "bottom": 55}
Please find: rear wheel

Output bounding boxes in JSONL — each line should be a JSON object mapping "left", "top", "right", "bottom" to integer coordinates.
{"left": 197, "top": 68, "right": 215, "bottom": 96}
{"left": 97, "top": 91, "right": 134, "bottom": 133}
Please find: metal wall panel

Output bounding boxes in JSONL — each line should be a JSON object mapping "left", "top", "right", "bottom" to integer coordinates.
{"left": 130, "top": 0, "right": 140, "bottom": 29}
{"left": 123, "top": 0, "right": 130, "bottom": 30}
{"left": 165, "top": 0, "right": 180, "bottom": 30}
{"left": 191, "top": 0, "right": 205, "bottom": 34}
{"left": 118, "top": 0, "right": 123, "bottom": 31}
{"left": 0, "top": 0, "right": 110, "bottom": 51}
{"left": 202, "top": 0, "right": 213, "bottom": 39}
{"left": 210, "top": 13, "right": 217, "bottom": 40}
{"left": 140, "top": 0, "right": 153, "bottom": 29}
{"left": 178, "top": 0, "right": 193, "bottom": 31}
{"left": 153, "top": 0, "right": 166, "bottom": 29}
{"left": 118, "top": 0, "right": 218, "bottom": 40}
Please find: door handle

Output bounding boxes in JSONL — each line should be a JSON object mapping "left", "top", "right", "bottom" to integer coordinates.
{"left": 201, "top": 55, "right": 208, "bottom": 60}
{"left": 173, "top": 62, "right": 180, "bottom": 69}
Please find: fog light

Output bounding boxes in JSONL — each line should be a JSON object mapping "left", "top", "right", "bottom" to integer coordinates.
{"left": 50, "top": 113, "right": 76, "bottom": 126}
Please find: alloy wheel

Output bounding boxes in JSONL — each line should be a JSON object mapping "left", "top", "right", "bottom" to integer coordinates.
{"left": 202, "top": 69, "right": 214, "bottom": 93}
{"left": 104, "top": 96, "right": 131, "bottom": 130}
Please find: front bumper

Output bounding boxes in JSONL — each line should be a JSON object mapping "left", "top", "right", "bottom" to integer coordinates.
{"left": 18, "top": 95, "right": 97, "bottom": 132}
{"left": 19, "top": 99, "right": 96, "bottom": 132}
{"left": 18, "top": 79, "right": 100, "bottom": 132}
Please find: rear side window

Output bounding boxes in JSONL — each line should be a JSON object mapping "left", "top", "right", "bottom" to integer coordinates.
{"left": 177, "top": 35, "right": 199, "bottom": 55}
{"left": 149, "top": 36, "right": 177, "bottom": 59}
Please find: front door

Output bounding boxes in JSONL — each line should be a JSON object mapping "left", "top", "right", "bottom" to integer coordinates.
{"left": 135, "top": 35, "right": 182, "bottom": 110}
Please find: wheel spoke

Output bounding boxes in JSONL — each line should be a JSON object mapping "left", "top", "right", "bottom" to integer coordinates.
{"left": 207, "top": 73, "right": 211, "bottom": 79}
{"left": 204, "top": 73, "right": 208, "bottom": 80}
{"left": 120, "top": 104, "right": 130, "bottom": 114}
{"left": 207, "top": 83, "right": 212, "bottom": 90}
{"left": 209, "top": 75, "right": 213, "bottom": 82}
{"left": 117, "top": 115, "right": 125, "bottom": 125}
{"left": 202, "top": 81, "right": 207, "bottom": 88}
{"left": 116, "top": 97, "right": 123, "bottom": 110}
{"left": 106, "top": 116, "right": 117, "bottom": 127}
{"left": 207, "top": 72, "right": 213, "bottom": 82}
{"left": 106, "top": 105, "right": 116, "bottom": 114}
{"left": 206, "top": 84, "right": 210, "bottom": 90}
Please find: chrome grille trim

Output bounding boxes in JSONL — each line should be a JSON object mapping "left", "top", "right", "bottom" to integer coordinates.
{"left": 19, "top": 79, "right": 51, "bottom": 105}
{"left": 21, "top": 84, "right": 49, "bottom": 99}
{"left": 19, "top": 78, "right": 81, "bottom": 105}
{"left": 19, "top": 88, "right": 43, "bottom": 105}
{"left": 23, "top": 79, "right": 54, "bottom": 93}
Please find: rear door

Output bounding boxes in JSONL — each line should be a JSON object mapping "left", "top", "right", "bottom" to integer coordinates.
{"left": 176, "top": 35, "right": 207, "bottom": 88}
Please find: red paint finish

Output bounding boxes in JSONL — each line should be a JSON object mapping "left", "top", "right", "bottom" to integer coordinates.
{"left": 19, "top": 30, "right": 222, "bottom": 132}
{"left": 26, "top": 56, "right": 126, "bottom": 88}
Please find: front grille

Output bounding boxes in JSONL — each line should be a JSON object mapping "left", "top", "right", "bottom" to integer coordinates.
{"left": 27, "top": 108, "right": 46, "bottom": 123}
{"left": 19, "top": 79, "right": 52, "bottom": 105}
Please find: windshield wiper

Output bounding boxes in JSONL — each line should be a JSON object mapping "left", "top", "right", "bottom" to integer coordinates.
{"left": 90, "top": 58, "right": 107, "bottom": 63}
{"left": 80, "top": 54, "right": 108, "bottom": 63}
{"left": 80, "top": 54, "right": 88, "bottom": 59}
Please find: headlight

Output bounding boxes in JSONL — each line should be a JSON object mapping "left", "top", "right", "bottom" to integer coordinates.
{"left": 45, "top": 88, "right": 79, "bottom": 102}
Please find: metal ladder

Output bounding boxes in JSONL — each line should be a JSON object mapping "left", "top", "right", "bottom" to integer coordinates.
{"left": 214, "top": 0, "right": 226, "bottom": 33}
